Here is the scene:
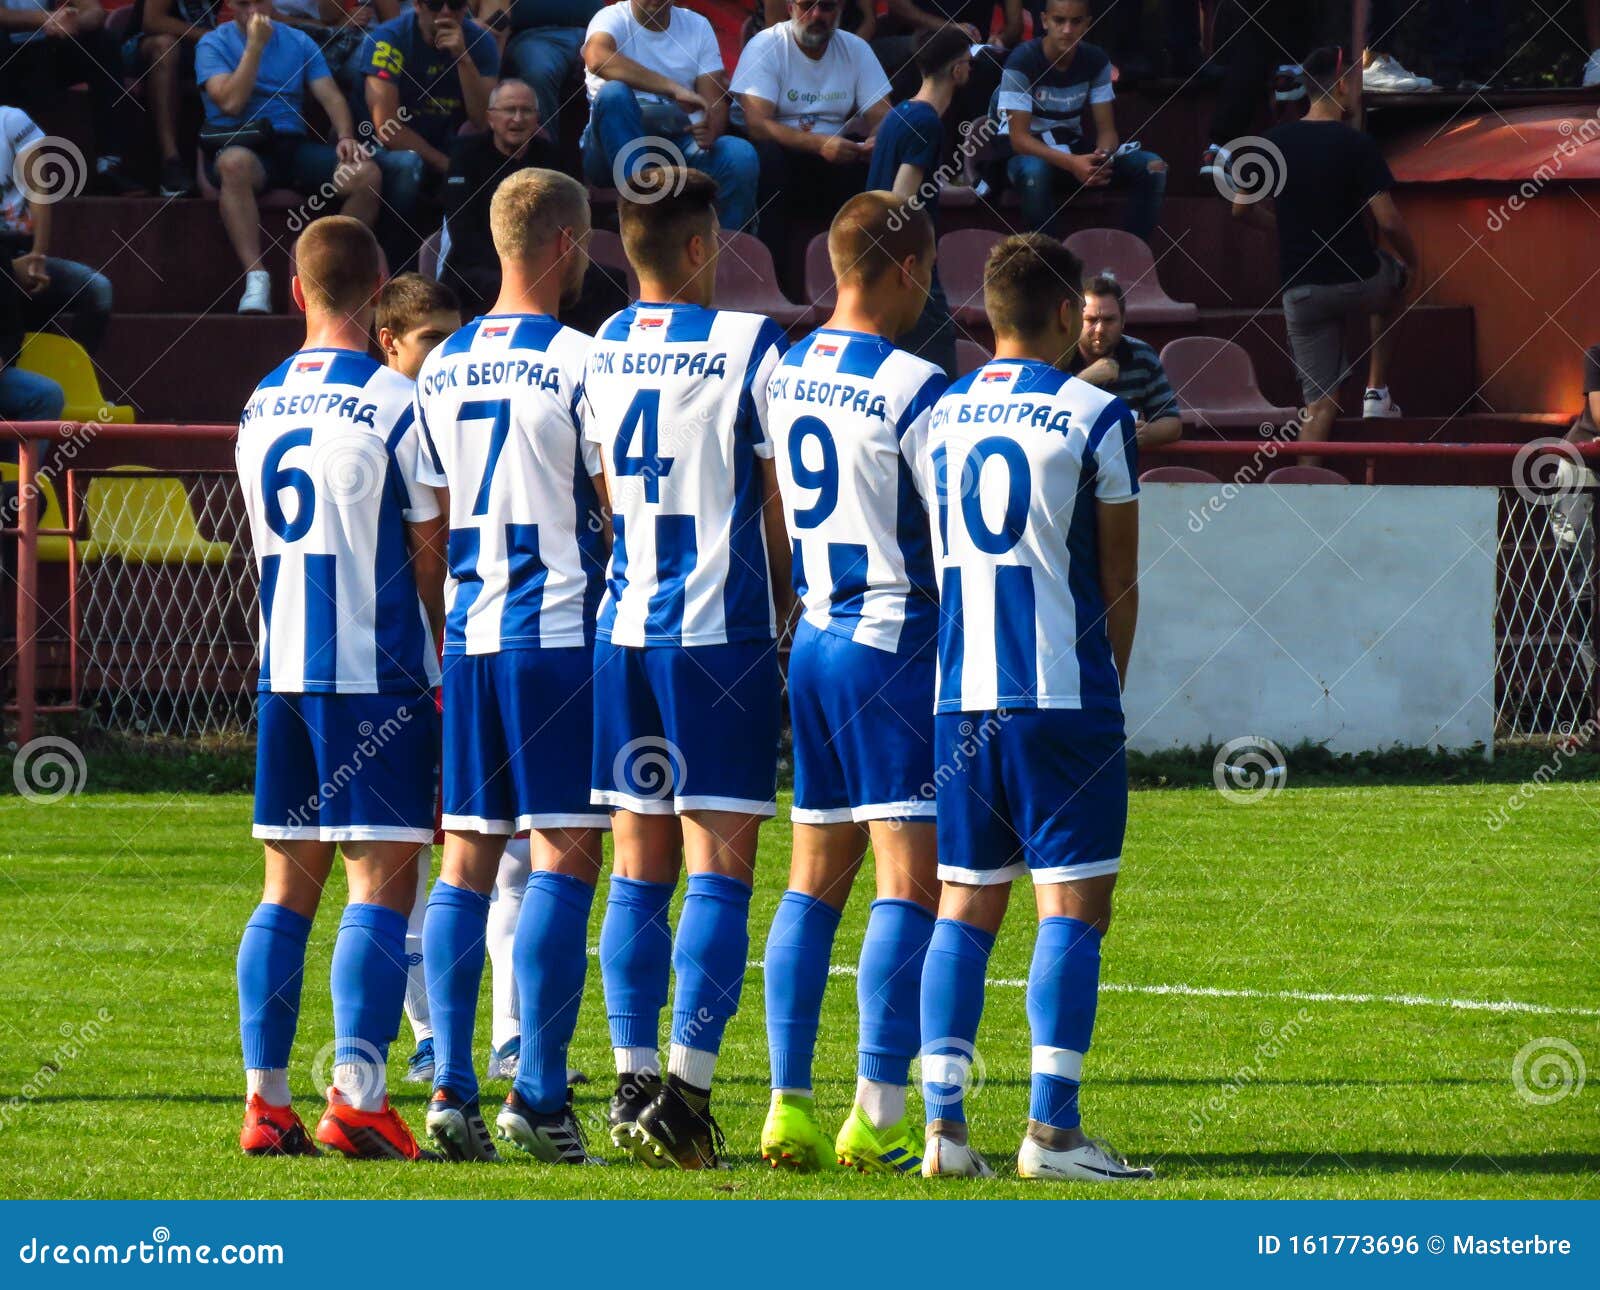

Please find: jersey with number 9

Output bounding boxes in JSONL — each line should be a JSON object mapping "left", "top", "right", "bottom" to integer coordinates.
{"left": 235, "top": 348, "right": 441, "bottom": 694}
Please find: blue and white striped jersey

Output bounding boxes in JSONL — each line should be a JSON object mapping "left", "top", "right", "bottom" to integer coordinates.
{"left": 582, "top": 303, "right": 789, "bottom": 647}
{"left": 236, "top": 348, "right": 441, "bottom": 694}
{"left": 413, "top": 314, "right": 606, "bottom": 654}
{"left": 767, "top": 329, "right": 946, "bottom": 656}
{"left": 924, "top": 359, "right": 1137, "bottom": 714}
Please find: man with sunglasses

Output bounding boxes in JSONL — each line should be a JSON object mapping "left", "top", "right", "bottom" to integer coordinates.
{"left": 581, "top": 0, "right": 757, "bottom": 231}
{"left": 732, "top": 0, "right": 891, "bottom": 275}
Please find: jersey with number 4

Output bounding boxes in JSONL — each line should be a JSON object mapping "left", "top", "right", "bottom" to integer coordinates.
{"left": 413, "top": 314, "right": 605, "bottom": 655}
{"left": 926, "top": 359, "right": 1137, "bottom": 714}
{"left": 582, "top": 303, "right": 788, "bottom": 647}
{"left": 767, "top": 329, "right": 946, "bottom": 657}
{"left": 236, "top": 348, "right": 441, "bottom": 694}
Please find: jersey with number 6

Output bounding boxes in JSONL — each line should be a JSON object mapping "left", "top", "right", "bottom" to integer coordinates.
{"left": 582, "top": 303, "right": 788, "bottom": 647}
{"left": 925, "top": 359, "right": 1137, "bottom": 714}
{"left": 767, "top": 329, "right": 946, "bottom": 657}
{"left": 412, "top": 314, "right": 605, "bottom": 655}
{"left": 236, "top": 348, "right": 441, "bottom": 694}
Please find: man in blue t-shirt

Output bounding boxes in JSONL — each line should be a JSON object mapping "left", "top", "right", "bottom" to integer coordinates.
{"left": 197, "top": 0, "right": 414, "bottom": 314}
{"left": 865, "top": 24, "right": 972, "bottom": 378}
{"left": 997, "top": 0, "right": 1165, "bottom": 239}
{"left": 360, "top": 0, "right": 500, "bottom": 177}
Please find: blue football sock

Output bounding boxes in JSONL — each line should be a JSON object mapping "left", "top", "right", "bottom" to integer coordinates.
{"left": 512, "top": 871, "right": 597, "bottom": 1114}
{"left": 237, "top": 902, "right": 313, "bottom": 1074}
{"left": 330, "top": 903, "right": 409, "bottom": 1069}
{"left": 919, "top": 917, "right": 994, "bottom": 1126}
{"left": 1027, "top": 916, "right": 1103, "bottom": 1131}
{"left": 858, "top": 898, "right": 936, "bottom": 1086}
{"left": 599, "top": 875, "right": 674, "bottom": 1052}
{"left": 671, "top": 872, "right": 753, "bottom": 1062}
{"left": 423, "top": 880, "right": 491, "bottom": 1100}
{"left": 763, "top": 890, "right": 842, "bottom": 1091}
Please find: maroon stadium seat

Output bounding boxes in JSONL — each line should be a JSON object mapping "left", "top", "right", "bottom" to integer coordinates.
{"left": 1159, "top": 336, "right": 1298, "bottom": 431}
{"left": 1063, "top": 229, "right": 1198, "bottom": 325}
{"left": 937, "top": 228, "right": 1005, "bottom": 326}
{"left": 418, "top": 228, "right": 443, "bottom": 282}
{"left": 588, "top": 228, "right": 639, "bottom": 296}
{"left": 804, "top": 233, "right": 836, "bottom": 311}
{"left": 714, "top": 231, "right": 816, "bottom": 329}
{"left": 1265, "top": 466, "right": 1349, "bottom": 485}
{"left": 1139, "top": 466, "right": 1222, "bottom": 483}
{"left": 955, "top": 339, "right": 991, "bottom": 375}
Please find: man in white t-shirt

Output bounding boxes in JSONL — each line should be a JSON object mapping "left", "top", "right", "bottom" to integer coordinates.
{"left": 731, "top": 0, "right": 891, "bottom": 272}
{"left": 581, "top": 0, "right": 757, "bottom": 230}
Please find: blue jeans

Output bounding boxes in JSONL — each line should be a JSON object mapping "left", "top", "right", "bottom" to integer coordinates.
{"left": 505, "top": 27, "right": 585, "bottom": 135}
{"left": 580, "top": 81, "right": 758, "bottom": 232}
{"left": 27, "top": 257, "right": 113, "bottom": 354}
{"left": 0, "top": 366, "right": 65, "bottom": 423}
{"left": 1006, "top": 147, "right": 1167, "bottom": 241}
{"left": 372, "top": 147, "right": 426, "bottom": 227}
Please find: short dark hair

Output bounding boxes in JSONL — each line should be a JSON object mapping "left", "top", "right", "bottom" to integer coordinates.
{"left": 914, "top": 24, "right": 973, "bottom": 80}
{"left": 983, "top": 234, "right": 1084, "bottom": 340}
{"left": 1082, "top": 273, "right": 1126, "bottom": 317}
{"left": 618, "top": 166, "right": 720, "bottom": 281}
{"left": 1301, "top": 45, "right": 1351, "bottom": 99}
{"left": 294, "top": 216, "right": 383, "bottom": 315}
{"left": 829, "top": 191, "right": 934, "bottom": 286}
{"left": 1045, "top": 0, "right": 1092, "bottom": 13}
{"left": 376, "top": 272, "right": 460, "bottom": 339}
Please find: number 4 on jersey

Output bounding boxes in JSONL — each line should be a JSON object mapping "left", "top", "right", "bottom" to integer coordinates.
{"left": 613, "top": 388, "right": 674, "bottom": 503}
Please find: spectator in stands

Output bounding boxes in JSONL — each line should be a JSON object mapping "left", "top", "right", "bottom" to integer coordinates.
{"left": 865, "top": 24, "right": 973, "bottom": 377}
{"left": 1068, "top": 274, "right": 1182, "bottom": 449}
{"left": 1200, "top": 0, "right": 1314, "bottom": 182}
{"left": 762, "top": 0, "right": 874, "bottom": 40}
{"left": 1068, "top": 0, "right": 1204, "bottom": 81}
{"left": 198, "top": 0, "right": 393, "bottom": 313}
{"left": 377, "top": 271, "right": 461, "bottom": 376}
{"left": 1586, "top": 0, "right": 1600, "bottom": 86}
{"left": 0, "top": 0, "right": 138, "bottom": 192}
{"left": 360, "top": 0, "right": 499, "bottom": 183}
{"left": 439, "top": 77, "right": 557, "bottom": 314}
{"left": 125, "top": 0, "right": 223, "bottom": 197}
{"left": 1235, "top": 45, "right": 1417, "bottom": 455}
{"left": 872, "top": 0, "right": 1020, "bottom": 108}
{"left": 0, "top": 104, "right": 114, "bottom": 356}
{"left": 0, "top": 258, "right": 64, "bottom": 427}
{"left": 274, "top": 0, "right": 389, "bottom": 102}
{"left": 580, "top": 0, "right": 757, "bottom": 231}
{"left": 733, "top": 0, "right": 892, "bottom": 265}
{"left": 1362, "top": 0, "right": 1434, "bottom": 93}
{"left": 998, "top": 0, "right": 1167, "bottom": 240}
{"left": 482, "top": 0, "right": 602, "bottom": 136}
{"left": 440, "top": 79, "right": 627, "bottom": 327}
{"left": 1549, "top": 349, "right": 1598, "bottom": 570}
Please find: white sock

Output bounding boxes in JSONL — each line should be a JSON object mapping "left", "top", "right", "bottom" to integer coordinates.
{"left": 247, "top": 1068, "right": 290, "bottom": 1107}
{"left": 775, "top": 1087, "right": 812, "bottom": 1100}
{"left": 668, "top": 1043, "right": 717, "bottom": 1090}
{"left": 1368, "top": 384, "right": 1389, "bottom": 397}
{"left": 487, "top": 839, "right": 531, "bottom": 1051}
{"left": 615, "top": 1046, "right": 659, "bottom": 1076}
{"left": 334, "top": 1061, "right": 386, "bottom": 1113}
{"left": 856, "top": 1077, "right": 906, "bottom": 1130}
{"left": 403, "top": 851, "right": 432, "bottom": 1043}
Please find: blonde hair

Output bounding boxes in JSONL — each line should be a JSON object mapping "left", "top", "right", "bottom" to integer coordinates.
{"left": 490, "top": 168, "right": 590, "bottom": 263}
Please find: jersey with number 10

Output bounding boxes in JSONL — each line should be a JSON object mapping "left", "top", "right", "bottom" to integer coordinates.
{"left": 582, "top": 303, "right": 788, "bottom": 647}
{"left": 767, "top": 329, "right": 946, "bottom": 656}
{"left": 236, "top": 349, "right": 440, "bottom": 694}
{"left": 412, "top": 314, "right": 605, "bottom": 655}
{"left": 925, "top": 359, "right": 1137, "bottom": 714}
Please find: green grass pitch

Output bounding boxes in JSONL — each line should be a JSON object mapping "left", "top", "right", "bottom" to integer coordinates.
{"left": 0, "top": 784, "right": 1596, "bottom": 1200}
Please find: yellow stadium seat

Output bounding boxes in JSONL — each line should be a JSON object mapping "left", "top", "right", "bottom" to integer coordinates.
{"left": 0, "top": 461, "right": 70, "bottom": 562}
{"left": 83, "top": 466, "right": 232, "bottom": 566}
{"left": 16, "top": 332, "right": 134, "bottom": 425}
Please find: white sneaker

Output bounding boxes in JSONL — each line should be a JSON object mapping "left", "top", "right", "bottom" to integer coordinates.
{"left": 1364, "top": 54, "right": 1432, "bottom": 92}
{"left": 1584, "top": 49, "right": 1600, "bottom": 87}
{"left": 1363, "top": 387, "right": 1403, "bottom": 419}
{"left": 922, "top": 1132, "right": 995, "bottom": 1178}
{"left": 237, "top": 269, "right": 271, "bottom": 314}
{"left": 1017, "top": 1134, "right": 1155, "bottom": 1181}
